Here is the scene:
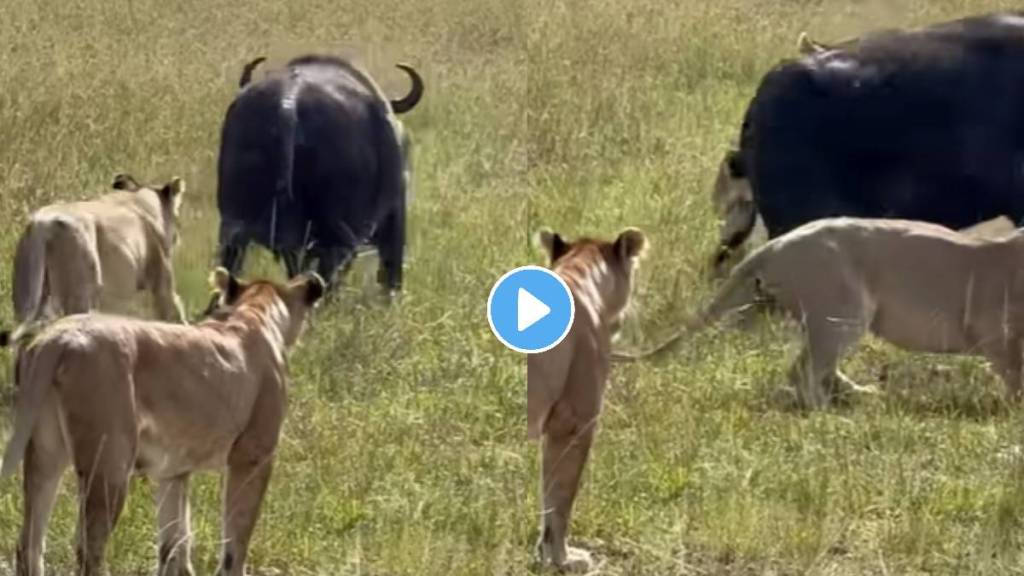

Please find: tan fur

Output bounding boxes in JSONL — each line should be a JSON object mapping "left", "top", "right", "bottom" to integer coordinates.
{"left": 958, "top": 215, "right": 1018, "bottom": 240}
{"left": 0, "top": 269, "right": 324, "bottom": 576}
{"left": 709, "top": 150, "right": 766, "bottom": 278}
{"left": 617, "top": 217, "right": 1024, "bottom": 409}
{"left": 12, "top": 175, "right": 187, "bottom": 327}
{"left": 527, "top": 227, "right": 647, "bottom": 572}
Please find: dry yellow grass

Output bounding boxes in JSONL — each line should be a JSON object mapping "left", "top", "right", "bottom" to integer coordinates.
{"left": 1, "top": 0, "right": 1023, "bottom": 574}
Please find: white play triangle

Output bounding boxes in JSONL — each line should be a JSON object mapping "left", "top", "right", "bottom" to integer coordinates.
{"left": 517, "top": 287, "right": 550, "bottom": 332}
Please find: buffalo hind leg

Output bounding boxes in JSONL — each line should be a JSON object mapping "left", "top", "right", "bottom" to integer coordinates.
{"left": 279, "top": 249, "right": 302, "bottom": 279}
{"left": 299, "top": 245, "right": 317, "bottom": 274}
{"left": 155, "top": 475, "right": 194, "bottom": 576}
{"left": 16, "top": 397, "right": 69, "bottom": 576}
{"left": 219, "top": 243, "right": 247, "bottom": 276}
{"left": 536, "top": 401, "right": 597, "bottom": 573}
{"left": 299, "top": 250, "right": 354, "bottom": 281}
{"left": 315, "top": 246, "right": 355, "bottom": 292}
{"left": 375, "top": 204, "right": 406, "bottom": 295}
{"left": 217, "top": 222, "right": 248, "bottom": 276}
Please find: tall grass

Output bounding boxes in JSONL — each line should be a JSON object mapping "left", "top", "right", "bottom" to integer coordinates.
{"left": 1, "top": 0, "right": 1023, "bottom": 574}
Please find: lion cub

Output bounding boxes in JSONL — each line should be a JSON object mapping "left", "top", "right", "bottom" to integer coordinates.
{"left": 12, "top": 173, "right": 187, "bottom": 326}
{"left": 619, "top": 217, "right": 1024, "bottom": 409}
{"left": 527, "top": 227, "right": 647, "bottom": 571}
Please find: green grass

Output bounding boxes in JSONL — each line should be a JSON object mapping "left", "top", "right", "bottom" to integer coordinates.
{"left": 2, "top": 0, "right": 1024, "bottom": 574}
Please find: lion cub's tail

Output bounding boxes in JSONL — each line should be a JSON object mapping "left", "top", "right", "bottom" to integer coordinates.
{"left": 611, "top": 245, "right": 773, "bottom": 362}
{"left": 1, "top": 343, "right": 63, "bottom": 477}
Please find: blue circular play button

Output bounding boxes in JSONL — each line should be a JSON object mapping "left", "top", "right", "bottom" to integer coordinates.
{"left": 487, "top": 265, "right": 575, "bottom": 354}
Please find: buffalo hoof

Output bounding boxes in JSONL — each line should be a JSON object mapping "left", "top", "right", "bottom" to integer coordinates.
{"left": 321, "top": 284, "right": 342, "bottom": 305}
{"left": 768, "top": 385, "right": 804, "bottom": 412}
{"left": 379, "top": 287, "right": 402, "bottom": 304}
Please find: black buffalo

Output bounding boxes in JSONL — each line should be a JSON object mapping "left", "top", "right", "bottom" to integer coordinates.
{"left": 215, "top": 54, "right": 423, "bottom": 293}
{"left": 723, "top": 12, "right": 1024, "bottom": 259}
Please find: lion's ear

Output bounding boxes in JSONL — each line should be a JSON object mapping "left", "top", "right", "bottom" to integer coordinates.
{"left": 304, "top": 273, "right": 326, "bottom": 306}
{"left": 208, "top": 267, "right": 243, "bottom": 302}
{"left": 614, "top": 227, "right": 648, "bottom": 261}
{"left": 159, "top": 177, "right": 186, "bottom": 213}
{"left": 208, "top": 267, "right": 231, "bottom": 292}
{"left": 725, "top": 149, "right": 745, "bottom": 179}
{"left": 159, "top": 177, "right": 186, "bottom": 201}
{"left": 286, "top": 272, "right": 326, "bottom": 306}
{"left": 534, "top": 228, "right": 569, "bottom": 263}
{"left": 111, "top": 173, "right": 140, "bottom": 192}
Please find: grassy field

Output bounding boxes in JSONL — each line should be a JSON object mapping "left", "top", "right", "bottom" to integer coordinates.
{"left": 2, "top": 0, "right": 1024, "bottom": 574}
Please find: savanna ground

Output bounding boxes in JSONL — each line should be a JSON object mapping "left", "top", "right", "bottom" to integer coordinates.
{"left": 1, "top": 0, "right": 1024, "bottom": 574}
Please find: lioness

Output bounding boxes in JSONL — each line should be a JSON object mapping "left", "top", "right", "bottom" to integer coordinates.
{"left": 709, "top": 148, "right": 767, "bottom": 278}
{"left": 0, "top": 268, "right": 324, "bottom": 576}
{"left": 616, "top": 217, "right": 1024, "bottom": 409}
{"left": 527, "top": 227, "right": 647, "bottom": 571}
{"left": 12, "top": 173, "right": 187, "bottom": 326}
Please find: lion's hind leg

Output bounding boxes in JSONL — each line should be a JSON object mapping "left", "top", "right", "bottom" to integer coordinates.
{"left": 218, "top": 449, "right": 274, "bottom": 576}
{"left": 46, "top": 220, "right": 102, "bottom": 317}
{"left": 151, "top": 257, "right": 187, "bottom": 324}
{"left": 155, "top": 474, "right": 194, "bottom": 576}
{"left": 790, "top": 311, "right": 869, "bottom": 410}
{"left": 16, "top": 391, "right": 69, "bottom": 576}
{"left": 63, "top": 361, "right": 136, "bottom": 575}
{"left": 217, "top": 382, "right": 283, "bottom": 576}
{"left": 74, "top": 462, "right": 131, "bottom": 576}
{"left": 536, "top": 400, "right": 597, "bottom": 573}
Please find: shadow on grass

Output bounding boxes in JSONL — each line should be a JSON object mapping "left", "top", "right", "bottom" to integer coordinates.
{"left": 875, "top": 361, "right": 1011, "bottom": 421}
{"left": 741, "top": 357, "right": 1010, "bottom": 421}
{"left": 525, "top": 536, "right": 802, "bottom": 576}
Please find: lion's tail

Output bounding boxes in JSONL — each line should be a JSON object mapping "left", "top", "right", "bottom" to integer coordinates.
{"left": 611, "top": 245, "right": 773, "bottom": 362}
{"left": 1, "top": 342, "right": 63, "bottom": 477}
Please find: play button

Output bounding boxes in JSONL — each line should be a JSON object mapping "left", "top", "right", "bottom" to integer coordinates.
{"left": 488, "top": 265, "right": 575, "bottom": 354}
{"left": 517, "top": 288, "right": 550, "bottom": 331}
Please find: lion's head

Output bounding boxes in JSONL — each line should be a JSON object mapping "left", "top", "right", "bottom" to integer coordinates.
{"left": 112, "top": 173, "right": 186, "bottom": 247}
{"left": 536, "top": 227, "right": 648, "bottom": 334}
{"left": 203, "top": 268, "right": 325, "bottom": 346}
